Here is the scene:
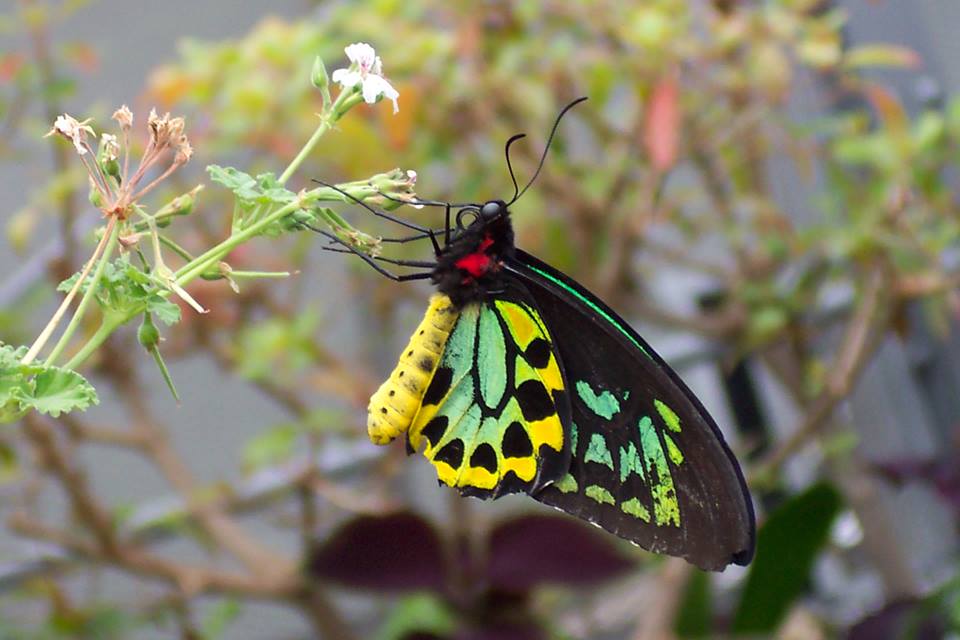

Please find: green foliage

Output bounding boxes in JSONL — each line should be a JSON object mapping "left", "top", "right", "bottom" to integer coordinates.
{"left": 206, "top": 165, "right": 301, "bottom": 235}
{"left": 0, "top": 344, "right": 98, "bottom": 423}
{"left": 233, "top": 309, "right": 320, "bottom": 383}
{"left": 674, "top": 569, "right": 712, "bottom": 638}
{"left": 57, "top": 255, "right": 181, "bottom": 325}
{"left": 376, "top": 594, "right": 457, "bottom": 640}
{"left": 732, "top": 483, "right": 843, "bottom": 633}
{"left": 200, "top": 598, "right": 242, "bottom": 640}
{"left": 242, "top": 422, "right": 299, "bottom": 471}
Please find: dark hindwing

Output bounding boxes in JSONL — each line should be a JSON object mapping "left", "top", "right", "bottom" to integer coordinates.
{"left": 407, "top": 280, "right": 572, "bottom": 499}
{"left": 506, "top": 250, "right": 755, "bottom": 571}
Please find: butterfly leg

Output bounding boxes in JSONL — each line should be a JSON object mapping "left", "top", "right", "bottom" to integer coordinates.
{"left": 321, "top": 245, "right": 436, "bottom": 269}
{"left": 380, "top": 230, "right": 445, "bottom": 244}
{"left": 308, "top": 226, "right": 433, "bottom": 282}
{"left": 312, "top": 179, "right": 443, "bottom": 255}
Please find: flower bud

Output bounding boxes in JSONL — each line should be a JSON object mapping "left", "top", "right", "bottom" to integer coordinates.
{"left": 311, "top": 56, "right": 329, "bottom": 91}
{"left": 137, "top": 313, "right": 160, "bottom": 351}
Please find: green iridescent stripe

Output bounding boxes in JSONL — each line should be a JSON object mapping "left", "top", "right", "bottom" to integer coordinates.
{"left": 555, "top": 473, "right": 578, "bottom": 493}
{"left": 638, "top": 416, "right": 680, "bottom": 526}
{"left": 584, "top": 433, "right": 614, "bottom": 470}
{"left": 575, "top": 380, "right": 620, "bottom": 419}
{"left": 522, "top": 263, "right": 650, "bottom": 358}
{"left": 476, "top": 306, "right": 507, "bottom": 408}
{"left": 620, "top": 497, "right": 651, "bottom": 522}
{"left": 619, "top": 442, "right": 645, "bottom": 483}
{"left": 654, "top": 399, "right": 681, "bottom": 433}
{"left": 585, "top": 484, "right": 615, "bottom": 505}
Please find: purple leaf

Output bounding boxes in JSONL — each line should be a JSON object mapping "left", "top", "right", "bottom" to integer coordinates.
{"left": 873, "top": 454, "right": 960, "bottom": 515}
{"left": 307, "top": 512, "right": 446, "bottom": 592}
{"left": 485, "top": 514, "right": 634, "bottom": 591}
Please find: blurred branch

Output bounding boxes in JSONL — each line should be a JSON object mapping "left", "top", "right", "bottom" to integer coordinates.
{"left": 750, "top": 265, "right": 890, "bottom": 481}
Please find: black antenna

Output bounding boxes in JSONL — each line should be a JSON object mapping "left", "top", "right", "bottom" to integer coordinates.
{"left": 504, "top": 133, "right": 527, "bottom": 203}
{"left": 507, "top": 96, "right": 588, "bottom": 206}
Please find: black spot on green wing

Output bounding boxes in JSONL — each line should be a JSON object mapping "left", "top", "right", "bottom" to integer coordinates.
{"left": 422, "top": 416, "right": 448, "bottom": 448}
{"left": 470, "top": 443, "right": 498, "bottom": 473}
{"left": 434, "top": 438, "right": 464, "bottom": 468}
{"left": 423, "top": 367, "right": 453, "bottom": 406}
{"left": 502, "top": 421, "right": 533, "bottom": 457}
{"left": 516, "top": 380, "right": 555, "bottom": 421}
{"left": 524, "top": 338, "right": 552, "bottom": 368}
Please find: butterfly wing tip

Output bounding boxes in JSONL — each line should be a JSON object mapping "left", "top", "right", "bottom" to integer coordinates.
{"left": 731, "top": 546, "right": 755, "bottom": 567}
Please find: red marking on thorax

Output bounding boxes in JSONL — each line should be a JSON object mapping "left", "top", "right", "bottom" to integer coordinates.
{"left": 455, "top": 236, "right": 495, "bottom": 277}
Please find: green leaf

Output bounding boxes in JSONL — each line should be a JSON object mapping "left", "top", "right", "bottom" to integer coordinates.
{"left": 376, "top": 594, "right": 457, "bottom": 640}
{"left": 0, "top": 344, "right": 34, "bottom": 423}
{"left": 200, "top": 599, "right": 241, "bottom": 640}
{"left": 243, "top": 423, "right": 299, "bottom": 471}
{"left": 146, "top": 296, "right": 182, "bottom": 326}
{"left": 674, "top": 569, "right": 712, "bottom": 638}
{"left": 17, "top": 367, "right": 99, "bottom": 418}
{"left": 732, "top": 483, "right": 842, "bottom": 634}
{"left": 843, "top": 44, "right": 920, "bottom": 70}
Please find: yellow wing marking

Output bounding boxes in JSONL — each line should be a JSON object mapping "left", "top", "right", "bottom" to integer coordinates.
{"left": 367, "top": 294, "right": 459, "bottom": 445}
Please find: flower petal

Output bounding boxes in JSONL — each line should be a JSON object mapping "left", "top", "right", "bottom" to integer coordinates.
{"left": 344, "top": 42, "right": 376, "bottom": 69}
{"left": 361, "top": 77, "right": 382, "bottom": 104}
{"left": 332, "top": 69, "right": 361, "bottom": 89}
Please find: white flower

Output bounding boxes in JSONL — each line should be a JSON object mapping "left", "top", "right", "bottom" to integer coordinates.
{"left": 45, "top": 114, "right": 95, "bottom": 155}
{"left": 331, "top": 42, "right": 399, "bottom": 114}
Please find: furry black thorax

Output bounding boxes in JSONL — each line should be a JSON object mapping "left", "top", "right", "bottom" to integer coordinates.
{"left": 432, "top": 208, "right": 516, "bottom": 308}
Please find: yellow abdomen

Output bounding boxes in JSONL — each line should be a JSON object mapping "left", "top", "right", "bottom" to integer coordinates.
{"left": 367, "top": 294, "right": 459, "bottom": 444}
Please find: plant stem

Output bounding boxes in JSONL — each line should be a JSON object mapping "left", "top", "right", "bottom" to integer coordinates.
{"left": 44, "top": 218, "right": 121, "bottom": 366}
{"left": 64, "top": 314, "right": 124, "bottom": 371}
{"left": 173, "top": 199, "right": 304, "bottom": 286}
{"left": 21, "top": 216, "right": 118, "bottom": 365}
{"left": 277, "top": 117, "right": 333, "bottom": 186}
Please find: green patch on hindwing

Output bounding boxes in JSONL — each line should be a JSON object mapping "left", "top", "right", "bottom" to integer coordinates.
{"left": 575, "top": 380, "right": 685, "bottom": 527}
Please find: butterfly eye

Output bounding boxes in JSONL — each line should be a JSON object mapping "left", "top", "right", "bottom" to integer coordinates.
{"left": 456, "top": 208, "right": 480, "bottom": 230}
{"left": 480, "top": 201, "right": 503, "bottom": 220}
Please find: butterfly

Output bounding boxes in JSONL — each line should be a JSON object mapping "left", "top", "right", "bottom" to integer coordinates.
{"left": 319, "top": 97, "right": 755, "bottom": 571}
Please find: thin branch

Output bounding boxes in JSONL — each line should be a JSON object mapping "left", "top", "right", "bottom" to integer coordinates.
{"left": 750, "top": 266, "right": 889, "bottom": 481}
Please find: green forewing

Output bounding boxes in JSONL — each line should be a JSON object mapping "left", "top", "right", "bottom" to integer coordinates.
{"left": 407, "top": 285, "right": 571, "bottom": 499}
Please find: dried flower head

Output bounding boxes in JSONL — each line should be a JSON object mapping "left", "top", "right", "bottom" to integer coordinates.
{"left": 45, "top": 114, "right": 95, "bottom": 155}
{"left": 112, "top": 105, "right": 133, "bottom": 130}
{"left": 99, "top": 133, "right": 120, "bottom": 163}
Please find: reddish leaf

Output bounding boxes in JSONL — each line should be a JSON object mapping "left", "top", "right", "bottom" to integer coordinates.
{"left": 307, "top": 512, "right": 446, "bottom": 592}
{"left": 862, "top": 82, "right": 908, "bottom": 135}
{"left": 485, "top": 514, "right": 634, "bottom": 591}
{"left": 0, "top": 53, "right": 24, "bottom": 82}
{"left": 644, "top": 74, "right": 681, "bottom": 173}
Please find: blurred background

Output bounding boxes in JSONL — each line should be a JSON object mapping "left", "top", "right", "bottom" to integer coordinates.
{"left": 1, "top": 0, "right": 959, "bottom": 638}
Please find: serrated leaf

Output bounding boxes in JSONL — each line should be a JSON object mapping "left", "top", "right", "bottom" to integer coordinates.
{"left": 146, "top": 296, "right": 181, "bottom": 326}
{"left": 207, "top": 165, "right": 258, "bottom": 194}
{"left": 0, "top": 344, "right": 28, "bottom": 369}
{"left": 18, "top": 367, "right": 98, "bottom": 417}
